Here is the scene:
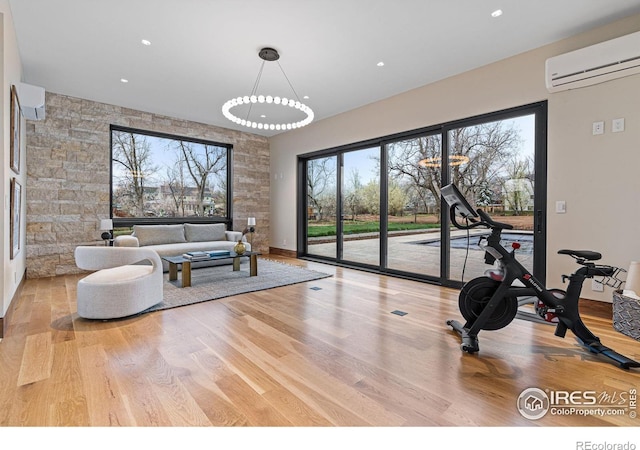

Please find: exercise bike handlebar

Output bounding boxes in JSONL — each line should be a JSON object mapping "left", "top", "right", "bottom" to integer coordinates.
{"left": 476, "top": 209, "right": 514, "bottom": 231}
{"left": 449, "top": 205, "right": 513, "bottom": 231}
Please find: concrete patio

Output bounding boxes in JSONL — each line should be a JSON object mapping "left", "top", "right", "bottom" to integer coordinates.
{"left": 307, "top": 228, "right": 534, "bottom": 282}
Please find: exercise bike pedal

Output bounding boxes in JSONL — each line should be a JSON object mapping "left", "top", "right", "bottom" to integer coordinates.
{"left": 554, "top": 320, "right": 568, "bottom": 338}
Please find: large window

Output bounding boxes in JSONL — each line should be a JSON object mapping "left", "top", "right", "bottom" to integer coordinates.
{"left": 299, "top": 102, "right": 547, "bottom": 288}
{"left": 110, "top": 126, "right": 232, "bottom": 226}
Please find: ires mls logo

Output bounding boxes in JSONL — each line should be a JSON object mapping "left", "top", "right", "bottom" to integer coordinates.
{"left": 517, "top": 387, "right": 638, "bottom": 420}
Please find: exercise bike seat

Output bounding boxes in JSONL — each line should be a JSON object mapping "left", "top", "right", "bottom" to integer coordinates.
{"left": 558, "top": 249, "right": 602, "bottom": 261}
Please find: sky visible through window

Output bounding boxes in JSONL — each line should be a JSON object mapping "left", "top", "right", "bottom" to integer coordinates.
{"left": 343, "top": 115, "right": 535, "bottom": 185}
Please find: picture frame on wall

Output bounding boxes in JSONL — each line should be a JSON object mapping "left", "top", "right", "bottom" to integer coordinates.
{"left": 10, "top": 178, "right": 22, "bottom": 260}
{"left": 10, "top": 84, "right": 22, "bottom": 174}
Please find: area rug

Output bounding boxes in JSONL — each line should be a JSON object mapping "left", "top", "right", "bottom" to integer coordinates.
{"left": 145, "top": 258, "right": 332, "bottom": 313}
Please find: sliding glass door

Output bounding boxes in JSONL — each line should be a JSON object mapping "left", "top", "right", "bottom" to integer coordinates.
{"left": 341, "top": 147, "right": 380, "bottom": 266}
{"left": 385, "top": 133, "right": 442, "bottom": 277}
{"left": 299, "top": 102, "right": 547, "bottom": 287}
{"left": 306, "top": 155, "right": 337, "bottom": 259}
{"left": 445, "top": 114, "right": 538, "bottom": 283}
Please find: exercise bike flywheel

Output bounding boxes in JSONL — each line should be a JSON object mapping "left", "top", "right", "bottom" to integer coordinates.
{"left": 459, "top": 278, "right": 519, "bottom": 330}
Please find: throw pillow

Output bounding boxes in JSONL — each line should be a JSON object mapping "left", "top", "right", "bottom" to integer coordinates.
{"left": 184, "top": 223, "right": 226, "bottom": 242}
{"left": 133, "top": 224, "right": 186, "bottom": 246}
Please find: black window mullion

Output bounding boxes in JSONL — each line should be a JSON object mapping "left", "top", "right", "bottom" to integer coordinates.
{"left": 380, "top": 143, "right": 389, "bottom": 270}
{"left": 336, "top": 153, "right": 344, "bottom": 261}
{"left": 440, "top": 127, "right": 451, "bottom": 282}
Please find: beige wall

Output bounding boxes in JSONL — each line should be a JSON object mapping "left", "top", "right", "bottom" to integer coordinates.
{"left": 269, "top": 13, "right": 640, "bottom": 302}
{"left": 25, "top": 92, "right": 270, "bottom": 278}
{"left": 1, "top": 1, "right": 25, "bottom": 319}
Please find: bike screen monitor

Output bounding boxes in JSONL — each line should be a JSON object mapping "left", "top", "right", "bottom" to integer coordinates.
{"left": 441, "top": 183, "right": 478, "bottom": 219}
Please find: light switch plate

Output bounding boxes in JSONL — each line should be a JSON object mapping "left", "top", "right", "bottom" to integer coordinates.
{"left": 612, "top": 118, "right": 625, "bottom": 133}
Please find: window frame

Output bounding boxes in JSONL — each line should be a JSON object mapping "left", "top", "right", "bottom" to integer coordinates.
{"left": 109, "top": 125, "right": 233, "bottom": 229}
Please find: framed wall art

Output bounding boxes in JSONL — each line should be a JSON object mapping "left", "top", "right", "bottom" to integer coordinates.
{"left": 10, "top": 84, "right": 22, "bottom": 174}
{"left": 10, "top": 178, "right": 22, "bottom": 260}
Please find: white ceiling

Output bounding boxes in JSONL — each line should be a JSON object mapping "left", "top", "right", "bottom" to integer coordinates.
{"left": 8, "top": 0, "right": 640, "bottom": 137}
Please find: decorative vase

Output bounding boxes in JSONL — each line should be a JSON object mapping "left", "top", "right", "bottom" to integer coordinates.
{"left": 234, "top": 240, "right": 246, "bottom": 255}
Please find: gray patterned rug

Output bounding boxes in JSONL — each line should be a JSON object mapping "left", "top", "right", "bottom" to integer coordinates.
{"left": 145, "top": 258, "right": 331, "bottom": 313}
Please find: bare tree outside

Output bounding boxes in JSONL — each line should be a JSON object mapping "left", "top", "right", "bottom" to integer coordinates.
{"left": 175, "top": 141, "right": 227, "bottom": 216}
{"left": 502, "top": 156, "right": 534, "bottom": 215}
{"left": 344, "top": 168, "right": 363, "bottom": 221}
{"left": 112, "top": 131, "right": 159, "bottom": 217}
{"left": 307, "top": 157, "right": 336, "bottom": 222}
{"left": 448, "top": 121, "right": 522, "bottom": 205}
{"left": 164, "top": 158, "right": 189, "bottom": 216}
{"left": 387, "top": 134, "right": 442, "bottom": 217}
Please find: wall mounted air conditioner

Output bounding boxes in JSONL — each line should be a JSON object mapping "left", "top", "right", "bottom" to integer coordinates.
{"left": 17, "top": 83, "right": 46, "bottom": 120}
{"left": 545, "top": 31, "right": 640, "bottom": 93}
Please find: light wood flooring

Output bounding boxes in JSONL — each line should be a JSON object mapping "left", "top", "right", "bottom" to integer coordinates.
{"left": 1, "top": 256, "right": 639, "bottom": 428}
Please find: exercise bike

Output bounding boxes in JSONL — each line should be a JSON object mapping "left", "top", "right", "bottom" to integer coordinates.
{"left": 441, "top": 183, "right": 640, "bottom": 370}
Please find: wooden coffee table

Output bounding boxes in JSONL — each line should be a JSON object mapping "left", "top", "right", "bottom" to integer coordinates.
{"left": 162, "top": 251, "right": 260, "bottom": 288}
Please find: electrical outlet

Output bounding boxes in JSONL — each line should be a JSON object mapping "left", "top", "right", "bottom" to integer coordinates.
{"left": 591, "top": 279, "right": 604, "bottom": 292}
{"left": 592, "top": 121, "right": 604, "bottom": 135}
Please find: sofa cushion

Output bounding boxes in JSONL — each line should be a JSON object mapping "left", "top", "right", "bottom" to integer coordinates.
{"left": 184, "top": 223, "right": 226, "bottom": 242}
{"left": 133, "top": 224, "right": 186, "bottom": 246}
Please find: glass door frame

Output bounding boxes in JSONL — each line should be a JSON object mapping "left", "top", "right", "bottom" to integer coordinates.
{"left": 298, "top": 140, "right": 385, "bottom": 272}
{"left": 437, "top": 102, "right": 548, "bottom": 287}
{"left": 298, "top": 101, "right": 548, "bottom": 287}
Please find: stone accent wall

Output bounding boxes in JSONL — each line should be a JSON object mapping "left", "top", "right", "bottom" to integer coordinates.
{"left": 25, "top": 92, "right": 270, "bottom": 278}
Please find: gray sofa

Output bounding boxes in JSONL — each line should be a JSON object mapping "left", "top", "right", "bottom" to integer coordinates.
{"left": 114, "top": 223, "right": 251, "bottom": 271}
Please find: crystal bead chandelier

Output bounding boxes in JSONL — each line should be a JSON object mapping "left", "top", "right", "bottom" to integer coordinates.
{"left": 222, "top": 48, "right": 314, "bottom": 132}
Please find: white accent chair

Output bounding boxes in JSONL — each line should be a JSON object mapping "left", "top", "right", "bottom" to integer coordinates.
{"left": 74, "top": 246, "right": 163, "bottom": 319}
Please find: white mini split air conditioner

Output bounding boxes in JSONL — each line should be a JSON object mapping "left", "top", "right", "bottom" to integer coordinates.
{"left": 545, "top": 31, "right": 640, "bottom": 93}
{"left": 17, "top": 83, "right": 46, "bottom": 120}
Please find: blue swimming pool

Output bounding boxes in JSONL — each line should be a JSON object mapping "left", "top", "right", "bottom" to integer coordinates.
{"left": 417, "top": 232, "right": 534, "bottom": 254}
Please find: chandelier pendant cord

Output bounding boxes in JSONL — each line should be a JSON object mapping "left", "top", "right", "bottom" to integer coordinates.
{"left": 246, "top": 60, "right": 302, "bottom": 122}
{"left": 246, "top": 61, "right": 266, "bottom": 121}
{"left": 276, "top": 61, "right": 302, "bottom": 103}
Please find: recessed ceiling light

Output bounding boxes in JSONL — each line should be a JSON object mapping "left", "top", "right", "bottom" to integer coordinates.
{"left": 120, "top": 78, "right": 129, "bottom": 83}
{"left": 491, "top": 9, "right": 503, "bottom": 18}
{"left": 377, "top": 61, "right": 385, "bottom": 67}
{"left": 141, "top": 39, "right": 151, "bottom": 46}
{"left": 303, "top": 95, "right": 309, "bottom": 100}
{"left": 260, "top": 114, "right": 266, "bottom": 118}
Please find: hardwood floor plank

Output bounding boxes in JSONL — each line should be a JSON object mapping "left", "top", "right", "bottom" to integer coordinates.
{"left": 353, "top": 377, "right": 454, "bottom": 426}
{"left": 17, "top": 332, "right": 53, "bottom": 386}
{"left": 98, "top": 328, "right": 176, "bottom": 426}
{"left": 180, "top": 374, "right": 250, "bottom": 426}
{"left": 46, "top": 340, "right": 90, "bottom": 426}
{"left": 147, "top": 375, "right": 212, "bottom": 426}
{"left": 0, "top": 334, "right": 26, "bottom": 425}
{"left": 77, "top": 344, "right": 136, "bottom": 426}
{"left": 262, "top": 387, "right": 334, "bottom": 426}
{"left": 190, "top": 311, "right": 287, "bottom": 396}
{"left": 277, "top": 353, "right": 406, "bottom": 426}
{"left": 215, "top": 374, "right": 293, "bottom": 426}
